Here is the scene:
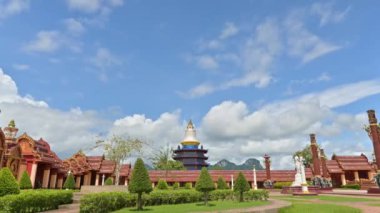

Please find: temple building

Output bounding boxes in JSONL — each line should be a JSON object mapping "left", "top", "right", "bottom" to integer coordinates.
{"left": 173, "top": 120, "right": 208, "bottom": 170}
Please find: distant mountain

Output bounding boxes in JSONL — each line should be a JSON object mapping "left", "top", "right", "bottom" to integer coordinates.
{"left": 145, "top": 164, "right": 153, "bottom": 170}
{"left": 209, "top": 158, "right": 264, "bottom": 170}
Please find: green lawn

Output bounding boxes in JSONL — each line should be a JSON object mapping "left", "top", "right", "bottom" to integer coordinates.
{"left": 275, "top": 195, "right": 378, "bottom": 202}
{"left": 113, "top": 200, "right": 269, "bottom": 213}
{"left": 279, "top": 203, "right": 361, "bottom": 213}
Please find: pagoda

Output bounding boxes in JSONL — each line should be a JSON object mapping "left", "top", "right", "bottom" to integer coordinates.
{"left": 173, "top": 120, "right": 208, "bottom": 170}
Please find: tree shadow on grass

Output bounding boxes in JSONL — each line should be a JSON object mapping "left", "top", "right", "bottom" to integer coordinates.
{"left": 128, "top": 208, "right": 153, "bottom": 212}
{"left": 195, "top": 203, "right": 216, "bottom": 207}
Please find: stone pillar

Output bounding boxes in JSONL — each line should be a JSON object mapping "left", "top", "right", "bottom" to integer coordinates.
{"left": 75, "top": 176, "right": 81, "bottom": 189}
{"left": 231, "top": 174, "right": 234, "bottom": 190}
{"left": 30, "top": 162, "right": 38, "bottom": 188}
{"left": 102, "top": 174, "right": 105, "bottom": 186}
{"left": 368, "top": 171, "right": 373, "bottom": 180}
{"left": 124, "top": 178, "right": 128, "bottom": 186}
{"left": 367, "top": 110, "right": 380, "bottom": 170}
{"left": 354, "top": 171, "right": 360, "bottom": 182}
{"left": 17, "top": 162, "right": 27, "bottom": 182}
{"left": 152, "top": 182, "right": 155, "bottom": 188}
{"left": 320, "top": 149, "right": 330, "bottom": 178}
{"left": 253, "top": 165, "right": 257, "bottom": 190}
{"left": 95, "top": 174, "right": 100, "bottom": 186}
{"left": 310, "top": 134, "right": 321, "bottom": 177}
{"left": 341, "top": 173, "right": 347, "bottom": 186}
{"left": 42, "top": 166, "right": 51, "bottom": 188}
{"left": 49, "top": 170, "right": 58, "bottom": 189}
{"left": 264, "top": 154, "right": 271, "bottom": 180}
{"left": 57, "top": 175, "right": 64, "bottom": 189}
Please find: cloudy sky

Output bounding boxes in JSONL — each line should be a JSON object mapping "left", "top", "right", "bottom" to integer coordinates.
{"left": 0, "top": 0, "right": 380, "bottom": 169}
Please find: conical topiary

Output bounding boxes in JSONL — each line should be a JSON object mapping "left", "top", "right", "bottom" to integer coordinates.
{"left": 234, "top": 172, "right": 250, "bottom": 202}
{"left": 0, "top": 168, "right": 20, "bottom": 197}
{"left": 217, "top": 176, "right": 228, "bottom": 189}
{"left": 156, "top": 179, "right": 169, "bottom": 190}
{"left": 195, "top": 167, "right": 215, "bottom": 206}
{"left": 63, "top": 173, "right": 76, "bottom": 189}
{"left": 128, "top": 158, "right": 152, "bottom": 211}
{"left": 19, "top": 171, "right": 33, "bottom": 189}
{"left": 105, "top": 177, "right": 113, "bottom": 185}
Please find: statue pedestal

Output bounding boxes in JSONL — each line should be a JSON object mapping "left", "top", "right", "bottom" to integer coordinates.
{"left": 302, "top": 184, "right": 309, "bottom": 193}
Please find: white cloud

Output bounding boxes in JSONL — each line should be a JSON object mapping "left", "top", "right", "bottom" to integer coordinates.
{"left": 219, "top": 22, "right": 239, "bottom": 40}
{"left": 200, "top": 80, "right": 380, "bottom": 164}
{"left": 311, "top": 2, "right": 350, "bottom": 26}
{"left": 0, "top": 0, "right": 29, "bottom": 20}
{"left": 66, "top": 0, "right": 123, "bottom": 13}
{"left": 64, "top": 18, "right": 85, "bottom": 36}
{"left": 285, "top": 11, "right": 342, "bottom": 63}
{"left": 24, "top": 31, "right": 62, "bottom": 53}
{"left": 180, "top": 83, "right": 216, "bottom": 99}
{"left": 90, "top": 47, "right": 121, "bottom": 69}
{"left": 0, "top": 68, "right": 108, "bottom": 158}
{"left": 196, "top": 55, "right": 219, "bottom": 70}
{"left": 12, "top": 64, "right": 30, "bottom": 71}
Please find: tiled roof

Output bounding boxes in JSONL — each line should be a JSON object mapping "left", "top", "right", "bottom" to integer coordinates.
{"left": 86, "top": 156, "right": 104, "bottom": 171}
{"left": 99, "top": 160, "right": 116, "bottom": 174}
{"left": 119, "top": 164, "right": 132, "bottom": 176}
{"left": 147, "top": 169, "right": 313, "bottom": 182}
{"left": 332, "top": 155, "right": 372, "bottom": 171}
{"left": 325, "top": 160, "right": 343, "bottom": 173}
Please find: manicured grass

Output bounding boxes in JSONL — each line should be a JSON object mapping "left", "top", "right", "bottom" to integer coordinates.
{"left": 113, "top": 200, "right": 269, "bottom": 213}
{"left": 279, "top": 203, "right": 361, "bottom": 213}
{"left": 275, "top": 195, "right": 378, "bottom": 202}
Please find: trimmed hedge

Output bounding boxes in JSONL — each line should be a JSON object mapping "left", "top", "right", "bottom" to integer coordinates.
{"left": 273, "top": 181, "right": 293, "bottom": 189}
{"left": 0, "top": 190, "right": 73, "bottom": 213}
{"left": 184, "top": 182, "right": 192, "bottom": 189}
{"left": 342, "top": 184, "right": 360, "bottom": 190}
{"left": 173, "top": 182, "right": 180, "bottom": 190}
{"left": 156, "top": 179, "right": 169, "bottom": 190}
{"left": 0, "top": 168, "right": 20, "bottom": 197}
{"left": 80, "top": 189, "right": 269, "bottom": 213}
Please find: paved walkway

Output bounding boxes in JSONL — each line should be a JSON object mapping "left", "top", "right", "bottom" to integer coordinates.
{"left": 44, "top": 192, "right": 82, "bottom": 213}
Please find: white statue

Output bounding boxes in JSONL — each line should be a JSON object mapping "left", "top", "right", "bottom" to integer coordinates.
{"left": 292, "top": 156, "right": 303, "bottom": 187}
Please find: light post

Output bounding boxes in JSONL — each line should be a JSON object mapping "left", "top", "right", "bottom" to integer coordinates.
{"left": 102, "top": 174, "right": 105, "bottom": 186}
{"left": 253, "top": 165, "right": 258, "bottom": 190}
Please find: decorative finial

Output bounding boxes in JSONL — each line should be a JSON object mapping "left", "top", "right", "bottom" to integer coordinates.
{"left": 8, "top": 120, "right": 16, "bottom": 128}
{"left": 187, "top": 120, "right": 194, "bottom": 129}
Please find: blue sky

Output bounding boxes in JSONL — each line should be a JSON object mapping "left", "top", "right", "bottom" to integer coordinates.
{"left": 1, "top": 0, "right": 380, "bottom": 168}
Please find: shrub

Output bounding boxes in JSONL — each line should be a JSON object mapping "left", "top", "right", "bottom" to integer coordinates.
{"left": 195, "top": 167, "right": 215, "bottom": 206}
{"left": 80, "top": 189, "right": 269, "bottom": 213}
{"left": 342, "top": 184, "right": 360, "bottom": 190}
{"left": 105, "top": 177, "right": 113, "bottom": 185}
{"left": 156, "top": 179, "right": 169, "bottom": 190}
{"left": 273, "top": 181, "right": 293, "bottom": 189}
{"left": 19, "top": 171, "right": 32, "bottom": 190}
{"left": 128, "top": 158, "right": 152, "bottom": 210}
{"left": 63, "top": 173, "right": 76, "bottom": 190}
{"left": 173, "top": 182, "right": 180, "bottom": 190}
{"left": 217, "top": 176, "right": 228, "bottom": 189}
{"left": 234, "top": 172, "right": 250, "bottom": 202}
{"left": 184, "top": 182, "right": 192, "bottom": 189}
{"left": 0, "top": 168, "right": 20, "bottom": 197}
{"left": 0, "top": 190, "right": 73, "bottom": 213}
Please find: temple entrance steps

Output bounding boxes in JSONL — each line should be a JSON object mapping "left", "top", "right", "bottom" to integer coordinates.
{"left": 43, "top": 192, "right": 82, "bottom": 213}
{"left": 360, "top": 180, "right": 377, "bottom": 190}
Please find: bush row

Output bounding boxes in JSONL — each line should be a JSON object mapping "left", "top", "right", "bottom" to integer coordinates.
{"left": 0, "top": 190, "right": 73, "bottom": 213}
{"left": 273, "top": 182, "right": 293, "bottom": 189}
{"left": 80, "top": 189, "right": 269, "bottom": 213}
{"left": 341, "top": 184, "right": 360, "bottom": 190}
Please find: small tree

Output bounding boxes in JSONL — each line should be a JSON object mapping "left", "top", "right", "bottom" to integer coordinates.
{"left": 173, "top": 182, "right": 180, "bottom": 190}
{"left": 217, "top": 176, "right": 228, "bottom": 189}
{"left": 128, "top": 158, "right": 153, "bottom": 211}
{"left": 0, "top": 168, "right": 20, "bottom": 197}
{"left": 156, "top": 179, "right": 169, "bottom": 190}
{"left": 234, "top": 172, "right": 250, "bottom": 202}
{"left": 19, "top": 171, "right": 33, "bottom": 189}
{"left": 63, "top": 173, "right": 76, "bottom": 189}
{"left": 105, "top": 177, "right": 113, "bottom": 185}
{"left": 95, "top": 135, "right": 144, "bottom": 185}
{"left": 184, "top": 182, "right": 192, "bottom": 189}
{"left": 195, "top": 167, "right": 215, "bottom": 206}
